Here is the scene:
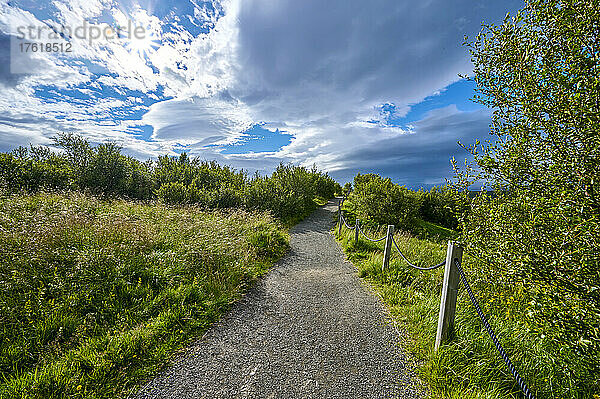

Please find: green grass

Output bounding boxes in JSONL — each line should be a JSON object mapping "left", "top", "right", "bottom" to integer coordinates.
{"left": 335, "top": 221, "right": 599, "bottom": 399}
{"left": 0, "top": 191, "right": 289, "bottom": 399}
{"left": 413, "top": 219, "right": 457, "bottom": 242}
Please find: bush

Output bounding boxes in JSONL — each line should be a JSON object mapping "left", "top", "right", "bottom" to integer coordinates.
{"left": 0, "top": 150, "right": 74, "bottom": 192}
{"left": 455, "top": 0, "right": 600, "bottom": 388}
{"left": 156, "top": 181, "right": 190, "bottom": 204}
{"left": 80, "top": 142, "right": 130, "bottom": 196}
{"left": 349, "top": 173, "right": 421, "bottom": 230}
{"left": 244, "top": 163, "right": 337, "bottom": 222}
{"left": 342, "top": 182, "right": 352, "bottom": 196}
{"left": 0, "top": 135, "right": 338, "bottom": 224}
{"left": 419, "top": 185, "right": 468, "bottom": 230}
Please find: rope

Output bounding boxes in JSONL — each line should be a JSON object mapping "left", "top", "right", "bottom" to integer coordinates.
{"left": 339, "top": 211, "right": 355, "bottom": 230}
{"left": 357, "top": 223, "right": 387, "bottom": 242}
{"left": 391, "top": 235, "right": 445, "bottom": 270}
{"left": 338, "top": 203, "right": 386, "bottom": 242}
{"left": 454, "top": 258, "right": 536, "bottom": 399}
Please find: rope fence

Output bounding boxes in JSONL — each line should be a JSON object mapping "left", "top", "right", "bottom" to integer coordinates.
{"left": 340, "top": 211, "right": 387, "bottom": 241}
{"left": 391, "top": 235, "right": 445, "bottom": 270}
{"left": 455, "top": 258, "right": 535, "bottom": 399}
{"left": 357, "top": 222, "right": 387, "bottom": 242}
{"left": 336, "top": 198, "right": 536, "bottom": 399}
{"left": 341, "top": 213, "right": 355, "bottom": 230}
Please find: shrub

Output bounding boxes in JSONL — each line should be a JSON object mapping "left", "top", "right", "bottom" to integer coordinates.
{"left": 342, "top": 182, "right": 352, "bottom": 196}
{"left": 419, "top": 185, "right": 468, "bottom": 230}
{"left": 80, "top": 142, "right": 129, "bottom": 196}
{"left": 349, "top": 173, "right": 421, "bottom": 230}
{"left": 0, "top": 149, "right": 74, "bottom": 192}
{"left": 243, "top": 163, "right": 337, "bottom": 223}
{"left": 156, "top": 181, "right": 190, "bottom": 204}
{"left": 456, "top": 0, "right": 600, "bottom": 384}
{"left": 0, "top": 135, "right": 338, "bottom": 224}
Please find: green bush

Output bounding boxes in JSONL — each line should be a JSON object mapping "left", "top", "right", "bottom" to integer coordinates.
{"left": 349, "top": 173, "right": 421, "bottom": 230}
{"left": 81, "top": 142, "right": 129, "bottom": 195}
{"left": 342, "top": 182, "right": 352, "bottom": 196}
{"left": 0, "top": 150, "right": 74, "bottom": 192}
{"left": 244, "top": 163, "right": 337, "bottom": 223}
{"left": 0, "top": 134, "right": 338, "bottom": 223}
{"left": 156, "top": 181, "right": 190, "bottom": 204}
{"left": 419, "top": 185, "right": 468, "bottom": 230}
{"left": 454, "top": 0, "right": 600, "bottom": 388}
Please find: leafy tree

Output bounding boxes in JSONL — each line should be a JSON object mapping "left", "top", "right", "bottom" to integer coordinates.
{"left": 419, "top": 185, "right": 468, "bottom": 230}
{"left": 52, "top": 133, "right": 92, "bottom": 183}
{"left": 82, "top": 142, "right": 129, "bottom": 195}
{"left": 457, "top": 0, "right": 599, "bottom": 386}
{"left": 349, "top": 173, "right": 421, "bottom": 230}
{"left": 0, "top": 146, "right": 74, "bottom": 192}
{"left": 342, "top": 182, "right": 352, "bottom": 196}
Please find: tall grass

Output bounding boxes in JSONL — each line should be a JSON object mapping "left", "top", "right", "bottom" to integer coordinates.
{"left": 0, "top": 191, "right": 288, "bottom": 398}
{"left": 335, "top": 215, "right": 598, "bottom": 398}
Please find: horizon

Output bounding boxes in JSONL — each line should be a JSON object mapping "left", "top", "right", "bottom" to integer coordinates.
{"left": 0, "top": 0, "right": 521, "bottom": 189}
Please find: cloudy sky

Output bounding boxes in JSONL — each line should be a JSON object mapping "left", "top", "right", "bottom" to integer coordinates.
{"left": 0, "top": 0, "right": 521, "bottom": 187}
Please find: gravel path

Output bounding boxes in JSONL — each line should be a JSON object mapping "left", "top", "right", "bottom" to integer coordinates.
{"left": 133, "top": 199, "right": 421, "bottom": 399}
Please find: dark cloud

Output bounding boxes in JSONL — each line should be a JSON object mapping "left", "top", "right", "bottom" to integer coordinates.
{"left": 201, "top": 0, "right": 518, "bottom": 186}
{"left": 234, "top": 0, "right": 520, "bottom": 117}
{"left": 329, "top": 106, "right": 492, "bottom": 187}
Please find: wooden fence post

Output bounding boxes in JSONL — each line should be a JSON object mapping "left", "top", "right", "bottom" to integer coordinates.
{"left": 435, "top": 241, "right": 463, "bottom": 350}
{"left": 338, "top": 203, "right": 342, "bottom": 236}
{"left": 355, "top": 219, "right": 360, "bottom": 244}
{"left": 381, "top": 225, "right": 394, "bottom": 271}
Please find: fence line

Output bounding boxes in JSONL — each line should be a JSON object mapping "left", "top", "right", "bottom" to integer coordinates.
{"left": 339, "top": 210, "right": 445, "bottom": 269}
{"left": 357, "top": 221, "right": 387, "bottom": 242}
{"left": 335, "top": 198, "right": 536, "bottom": 399}
{"left": 341, "top": 213, "right": 355, "bottom": 230}
{"left": 391, "top": 235, "right": 445, "bottom": 270}
{"left": 455, "top": 258, "right": 535, "bottom": 399}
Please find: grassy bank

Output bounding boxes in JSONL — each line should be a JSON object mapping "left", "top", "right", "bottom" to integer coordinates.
{"left": 0, "top": 191, "right": 288, "bottom": 399}
{"left": 335, "top": 207, "right": 597, "bottom": 398}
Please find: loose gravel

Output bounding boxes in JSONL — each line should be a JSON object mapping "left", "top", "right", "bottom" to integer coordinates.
{"left": 132, "top": 199, "right": 421, "bottom": 399}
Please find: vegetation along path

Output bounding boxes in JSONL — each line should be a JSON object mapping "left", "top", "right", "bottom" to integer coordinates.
{"left": 133, "top": 199, "right": 420, "bottom": 398}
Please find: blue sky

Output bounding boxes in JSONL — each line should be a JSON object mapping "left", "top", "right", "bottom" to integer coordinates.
{"left": 0, "top": 0, "right": 522, "bottom": 188}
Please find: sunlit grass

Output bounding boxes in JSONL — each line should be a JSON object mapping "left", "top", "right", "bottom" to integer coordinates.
{"left": 0, "top": 191, "right": 289, "bottom": 399}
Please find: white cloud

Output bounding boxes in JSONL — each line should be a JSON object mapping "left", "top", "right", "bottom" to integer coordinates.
{"left": 143, "top": 91, "right": 254, "bottom": 144}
